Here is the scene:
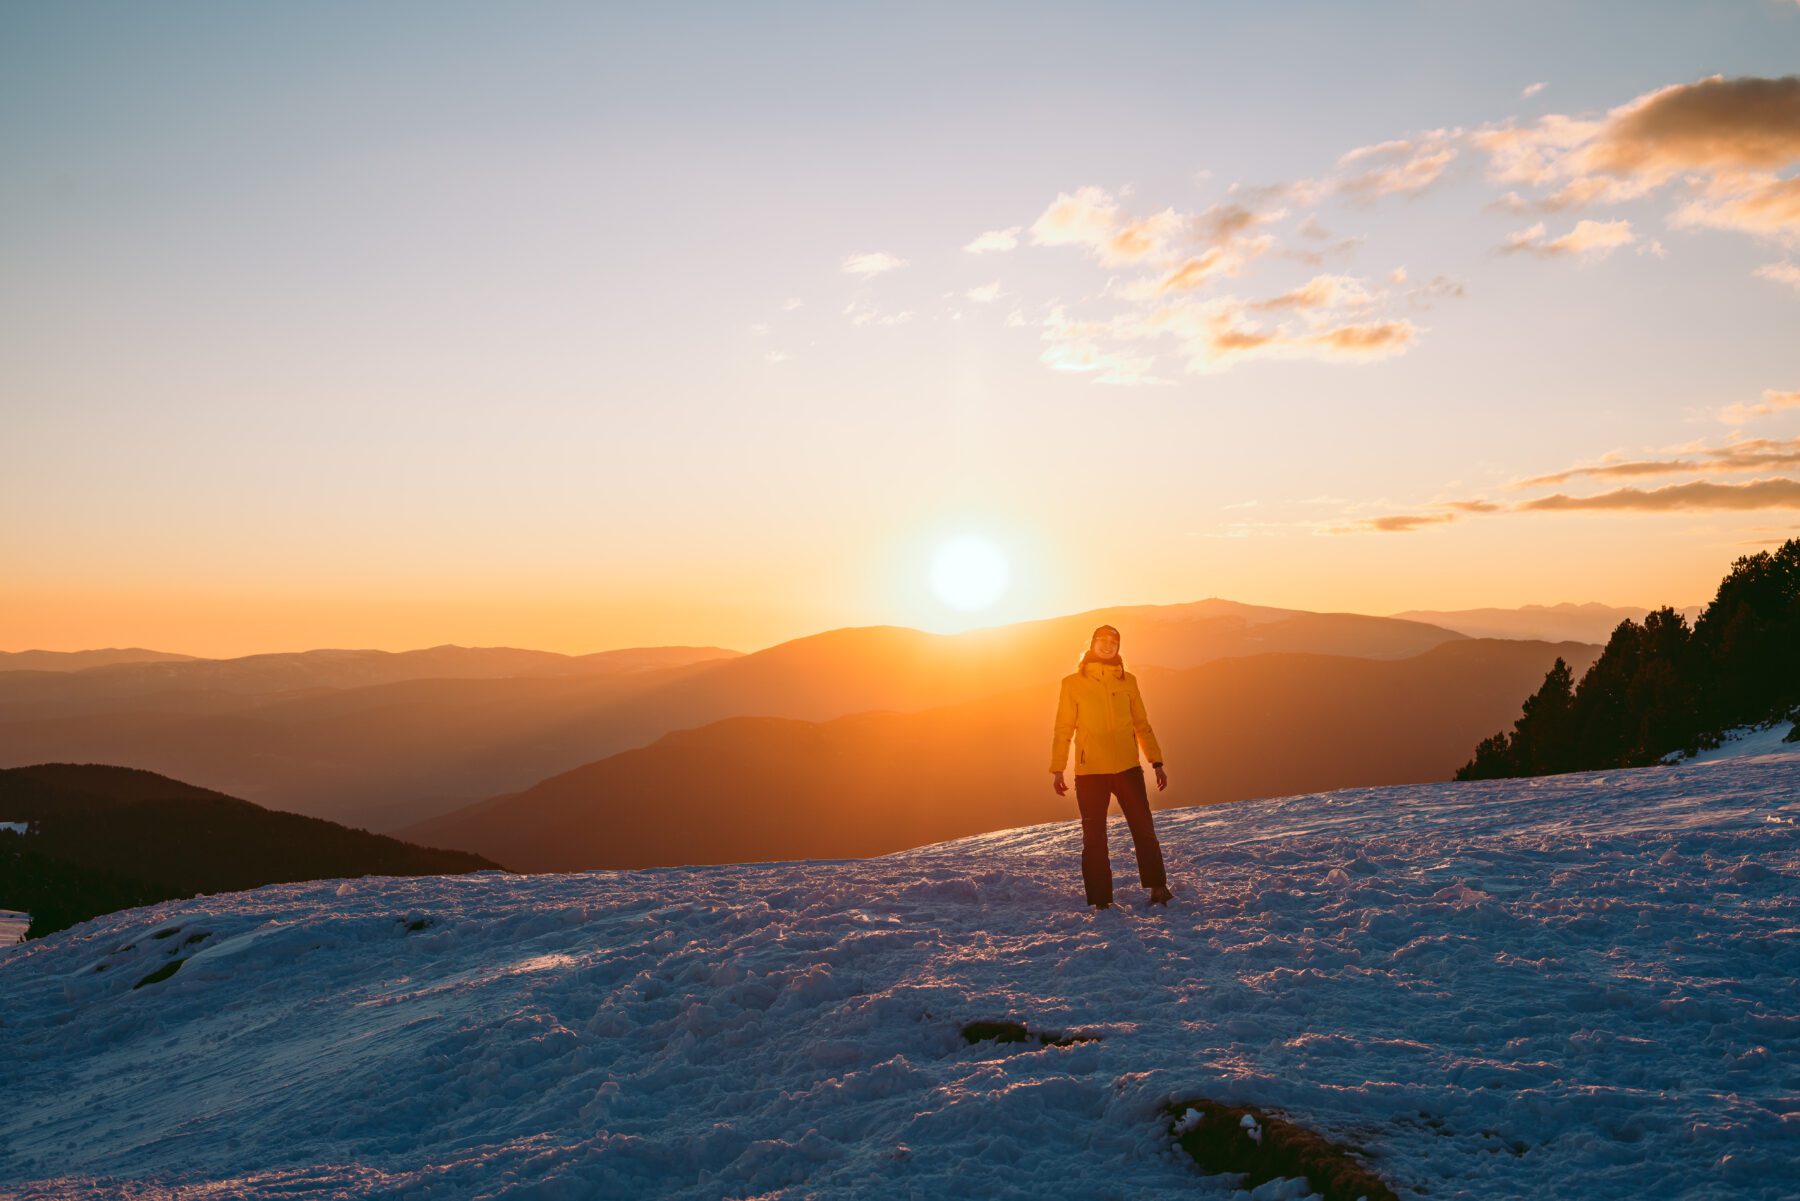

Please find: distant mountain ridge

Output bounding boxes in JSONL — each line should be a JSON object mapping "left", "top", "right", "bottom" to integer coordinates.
{"left": 1389, "top": 602, "right": 1705, "bottom": 645}
{"left": 406, "top": 637, "right": 1598, "bottom": 872}
{"left": 0, "top": 643, "right": 743, "bottom": 701}
{"left": 0, "top": 648, "right": 200, "bottom": 671}
{"left": 0, "top": 763, "right": 499, "bottom": 938}
{"left": 0, "top": 602, "right": 1464, "bottom": 829}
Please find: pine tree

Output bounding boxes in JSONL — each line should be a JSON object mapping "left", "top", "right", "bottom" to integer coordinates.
{"left": 1512, "top": 657, "right": 1576, "bottom": 774}
{"left": 1455, "top": 538, "right": 1800, "bottom": 780}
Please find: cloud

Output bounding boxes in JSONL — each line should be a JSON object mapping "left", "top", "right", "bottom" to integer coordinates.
{"left": 1523, "top": 82, "right": 1548, "bottom": 99}
{"left": 1475, "top": 75, "right": 1800, "bottom": 246}
{"left": 1673, "top": 173, "right": 1800, "bottom": 243}
{"left": 1513, "top": 434, "right": 1800, "bottom": 484}
{"left": 1039, "top": 307, "right": 1164, "bottom": 385}
{"left": 1304, "top": 320, "right": 1416, "bottom": 358}
{"left": 781, "top": 297, "right": 802, "bottom": 311}
{"left": 1353, "top": 512, "right": 1460, "bottom": 533}
{"left": 1720, "top": 388, "right": 1800, "bottom": 424}
{"left": 1756, "top": 260, "right": 1800, "bottom": 290}
{"left": 964, "top": 227, "right": 1021, "bottom": 254}
{"left": 1345, "top": 474, "right": 1800, "bottom": 530}
{"left": 1499, "top": 218, "right": 1635, "bottom": 258}
{"left": 1195, "top": 202, "right": 1284, "bottom": 243}
{"left": 1519, "top": 477, "right": 1800, "bottom": 512}
{"left": 1021, "top": 181, "right": 1419, "bottom": 372}
{"left": 965, "top": 281, "right": 1003, "bottom": 303}
{"left": 1248, "top": 274, "right": 1374, "bottom": 311}
{"left": 1298, "top": 215, "right": 1332, "bottom": 240}
{"left": 1335, "top": 130, "right": 1461, "bottom": 199}
{"left": 1153, "top": 302, "right": 1417, "bottom": 372}
{"left": 1580, "top": 75, "right": 1800, "bottom": 177}
{"left": 1028, "top": 186, "right": 1184, "bottom": 265}
{"left": 843, "top": 298, "right": 915, "bottom": 326}
{"left": 1514, "top": 455, "right": 1702, "bottom": 488}
{"left": 1405, "top": 274, "right": 1467, "bottom": 309}
{"left": 1347, "top": 430, "right": 1800, "bottom": 530}
{"left": 842, "top": 252, "right": 908, "bottom": 277}
{"left": 1151, "top": 238, "right": 1276, "bottom": 294}
{"left": 764, "top": 350, "right": 791, "bottom": 365}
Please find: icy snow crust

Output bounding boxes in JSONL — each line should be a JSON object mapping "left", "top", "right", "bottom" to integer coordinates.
{"left": 2, "top": 750, "right": 1796, "bottom": 1200}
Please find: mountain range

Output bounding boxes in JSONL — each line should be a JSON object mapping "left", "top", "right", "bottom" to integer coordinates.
{"left": 0, "top": 601, "right": 1467, "bottom": 829}
{"left": 1, "top": 601, "right": 1601, "bottom": 849}
{"left": 1388, "top": 602, "right": 1704, "bottom": 644}
{"left": 404, "top": 637, "right": 1599, "bottom": 872}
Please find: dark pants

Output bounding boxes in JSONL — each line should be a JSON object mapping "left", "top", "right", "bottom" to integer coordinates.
{"left": 1074, "top": 765, "right": 1167, "bottom": 905}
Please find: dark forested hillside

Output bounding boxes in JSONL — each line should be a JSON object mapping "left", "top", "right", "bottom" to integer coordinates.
{"left": 1458, "top": 540, "right": 1800, "bottom": 780}
{"left": 0, "top": 764, "right": 500, "bottom": 938}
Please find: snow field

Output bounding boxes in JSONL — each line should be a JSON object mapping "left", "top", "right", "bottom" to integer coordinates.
{"left": 0, "top": 740, "right": 1795, "bottom": 1199}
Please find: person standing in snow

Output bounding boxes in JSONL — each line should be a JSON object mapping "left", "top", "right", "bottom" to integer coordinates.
{"left": 1049, "top": 624, "right": 1173, "bottom": 909}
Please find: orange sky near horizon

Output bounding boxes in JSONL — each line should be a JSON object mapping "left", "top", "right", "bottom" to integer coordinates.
{"left": 1, "top": 510, "right": 1747, "bottom": 659}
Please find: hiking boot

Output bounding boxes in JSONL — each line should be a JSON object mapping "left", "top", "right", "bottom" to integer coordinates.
{"left": 1148, "top": 885, "right": 1173, "bottom": 906}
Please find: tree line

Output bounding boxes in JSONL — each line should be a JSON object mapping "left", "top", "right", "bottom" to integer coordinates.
{"left": 1458, "top": 539, "right": 1800, "bottom": 780}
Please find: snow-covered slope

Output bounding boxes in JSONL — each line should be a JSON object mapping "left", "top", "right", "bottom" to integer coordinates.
{"left": 2, "top": 749, "right": 1796, "bottom": 1200}
{"left": 1676, "top": 721, "right": 1800, "bottom": 765}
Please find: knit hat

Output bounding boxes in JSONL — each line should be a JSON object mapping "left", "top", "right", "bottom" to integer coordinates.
{"left": 1081, "top": 624, "right": 1124, "bottom": 670}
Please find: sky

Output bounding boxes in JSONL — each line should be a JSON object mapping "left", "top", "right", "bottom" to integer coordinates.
{"left": 3, "top": 1, "right": 1799, "bottom": 657}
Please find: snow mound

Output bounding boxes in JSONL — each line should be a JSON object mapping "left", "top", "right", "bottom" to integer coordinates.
{"left": 1, "top": 755, "right": 1796, "bottom": 1199}
{"left": 1676, "top": 721, "right": 1800, "bottom": 765}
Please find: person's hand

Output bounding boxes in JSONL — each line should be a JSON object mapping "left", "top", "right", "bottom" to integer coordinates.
{"left": 1153, "top": 765, "right": 1168, "bottom": 792}
{"left": 1052, "top": 771, "right": 1068, "bottom": 796}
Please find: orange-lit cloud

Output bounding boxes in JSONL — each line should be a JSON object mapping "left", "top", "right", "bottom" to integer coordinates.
{"left": 1476, "top": 75, "right": 1800, "bottom": 246}
{"left": 1756, "top": 260, "right": 1800, "bottom": 290}
{"left": 1514, "top": 436, "right": 1800, "bottom": 486}
{"left": 1339, "top": 427, "right": 1800, "bottom": 531}
{"left": 1152, "top": 238, "right": 1276, "bottom": 293}
{"left": 1513, "top": 456, "right": 1702, "bottom": 488}
{"left": 1248, "top": 274, "right": 1374, "bottom": 311}
{"left": 1674, "top": 174, "right": 1800, "bottom": 243}
{"left": 1029, "top": 186, "right": 1183, "bottom": 265}
{"left": 1580, "top": 75, "right": 1800, "bottom": 177}
{"left": 851, "top": 73, "right": 1792, "bottom": 389}
{"left": 1010, "top": 175, "right": 1431, "bottom": 378}
{"left": 1519, "top": 477, "right": 1800, "bottom": 512}
{"left": 1335, "top": 130, "right": 1460, "bottom": 199}
{"left": 1499, "top": 218, "right": 1635, "bottom": 258}
{"left": 1720, "top": 388, "right": 1800, "bottom": 424}
{"left": 1355, "top": 513, "right": 1459, "bottom": 533}
{"left": 1152, "top": 301, "right": 1417, "bottom": 372}
{"left": 1036, "top": 279, "right": 1418, "bottom": 380}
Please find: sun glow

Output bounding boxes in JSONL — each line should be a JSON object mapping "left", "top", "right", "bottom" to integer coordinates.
{"left": 928, "top": 536, "right": 1010, "bottom": 611}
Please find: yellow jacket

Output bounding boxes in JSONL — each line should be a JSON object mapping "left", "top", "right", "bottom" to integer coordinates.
{"left": 1049, "top": 660, "right": 1164, "bottom": 775}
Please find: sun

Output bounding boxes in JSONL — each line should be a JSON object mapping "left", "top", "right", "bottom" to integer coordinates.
{"left": 928, "top": 535, "right": 1010, "bottom": 611}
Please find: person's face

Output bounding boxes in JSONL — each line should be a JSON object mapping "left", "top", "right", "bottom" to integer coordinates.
{"left": 1091, "top": 630, "right": 1120, "bottom": 657}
